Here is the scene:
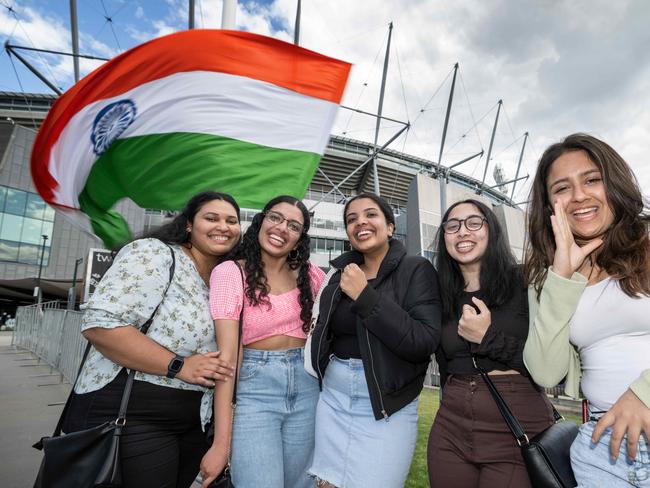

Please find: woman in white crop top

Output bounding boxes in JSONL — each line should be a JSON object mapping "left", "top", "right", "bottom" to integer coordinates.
{"left": 523, "top": 133, "right": 650, "bottom": 487}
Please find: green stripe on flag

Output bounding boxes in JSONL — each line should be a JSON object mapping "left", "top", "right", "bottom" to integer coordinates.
{"left": 78, "top": 132, "right": 322, "bottom": 248}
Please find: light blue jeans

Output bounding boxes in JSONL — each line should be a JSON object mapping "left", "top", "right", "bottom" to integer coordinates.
{"left": 309, "top": 356, "right": 419, "bottom": 488}
{"left": 571, "top": 421, "right": 650, "bottom": 487}
{"left": 230, "top": 348, "right": 319, "bottom": 488}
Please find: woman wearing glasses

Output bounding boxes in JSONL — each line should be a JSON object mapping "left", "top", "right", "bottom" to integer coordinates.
{"left": 200, "top": 195, "right": 325, "bottom": 488}
{"left": 427, "top": 199, "right": 554, "bottom": 488}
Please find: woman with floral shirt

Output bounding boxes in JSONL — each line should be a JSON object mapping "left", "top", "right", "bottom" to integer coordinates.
{"left": 62, "top": 191, "right": 241, "bottom": 488}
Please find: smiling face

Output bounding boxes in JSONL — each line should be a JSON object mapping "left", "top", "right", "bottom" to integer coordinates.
{"left": 258, "top": 202, "right": 304, "bottom": 258}
{"left": 345, "top": 198, "right": 394, "bottom": 256}
{"left": 443, "top": 203, "right": 488, "bottom": 269}
{"left": 188, "top": 199, "right": 241, "bottom": 258}
{"left": 546, "top": 150, "right": 614, "bottom": 242}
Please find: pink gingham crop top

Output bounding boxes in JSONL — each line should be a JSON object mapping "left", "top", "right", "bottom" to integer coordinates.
{"left": 209, "top": 260, "right": 326, "bottom": 346}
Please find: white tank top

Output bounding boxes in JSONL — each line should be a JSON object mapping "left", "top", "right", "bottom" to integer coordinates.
{"left": 569, "top": 278, "right": 650, "bottom": 412}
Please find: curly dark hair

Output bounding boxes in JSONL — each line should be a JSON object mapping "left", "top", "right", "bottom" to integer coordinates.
{"left": 235, "top": 195, "right": 314, "bottom": 332}
{"left": 145, "top": 191, "right": 240, "bottom": 257}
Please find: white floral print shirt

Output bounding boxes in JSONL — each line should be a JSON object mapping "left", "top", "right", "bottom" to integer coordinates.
{"left": 76, "top": 238, "right": 215, "bottom": 427}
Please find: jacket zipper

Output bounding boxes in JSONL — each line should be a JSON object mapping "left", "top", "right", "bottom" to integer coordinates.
{"left": 366, "top": 328, "right": 388, "bottom": 420}
{"left": 316, "top": 284, "right": 339, "bottom": 381}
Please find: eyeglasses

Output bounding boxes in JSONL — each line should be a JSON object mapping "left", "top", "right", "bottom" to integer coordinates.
{"left": 264, "top": 210, "right": 304, "bottom": 234}
{"left": 442, "top": 215, "right": 487, "bottom": 234}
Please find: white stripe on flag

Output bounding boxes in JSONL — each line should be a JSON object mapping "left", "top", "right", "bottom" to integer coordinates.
{"left": 48, "top": 70, "right": 339, "bottom": 208}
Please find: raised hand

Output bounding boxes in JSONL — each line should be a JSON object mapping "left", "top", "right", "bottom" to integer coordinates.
{"left": 550, "top": 200, "right": 603, "bottom": 278}
{"left": 457, "top": 297, "right": 491, "bottom": 344}
{"left": 340, "top": 263, "right": 368, "bottom": 301}
{"left": 592, "top": 388, "right": 650, "bottom": 460}
{"left": 176, "top": 351, "right": 235, "bottom": 388}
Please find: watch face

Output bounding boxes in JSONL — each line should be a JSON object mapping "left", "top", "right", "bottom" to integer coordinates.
{"left": 170, "top": 358, "right": 183, "bottom": 372}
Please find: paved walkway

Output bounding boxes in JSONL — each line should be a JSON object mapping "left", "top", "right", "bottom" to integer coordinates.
{"left": 0, "top": 332, "right": 71, "bottom": 488}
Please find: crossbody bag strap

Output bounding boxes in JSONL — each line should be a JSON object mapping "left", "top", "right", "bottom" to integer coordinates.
{"left": 222, "top": 260, "right": 245, "bottom": 469}
{"left": 231, "top": 261, "right": 245, "bottom": 404}
{"left": 48, "top": 242, "right": 176, "bottom": 440}
{"left": 116, "top": 242, "right": 176, "bottom": 423}
{"left": 472, "top": 356, "right": 530, "bottom": 446}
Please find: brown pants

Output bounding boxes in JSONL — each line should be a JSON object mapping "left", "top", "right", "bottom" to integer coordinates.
{"left": 427, "top": 373, "right": 555, "bottom": 488}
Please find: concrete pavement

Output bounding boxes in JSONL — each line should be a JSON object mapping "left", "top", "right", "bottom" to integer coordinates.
{"left": 0, "top": 331, "right": 70, "bottom": 488}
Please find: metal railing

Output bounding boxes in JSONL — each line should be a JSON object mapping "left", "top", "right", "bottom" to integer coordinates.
{"left": 12, "top": 302, "right": 87, "bottom": 383}
{"left": 10, "top": 303, "right": 571, "bottom": 401}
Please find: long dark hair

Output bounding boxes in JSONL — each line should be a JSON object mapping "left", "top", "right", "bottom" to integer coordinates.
{"left": 436, "top": 199, "right": 519, "bottom": 321}
{"left": 343, "top": 192, "right": 396, "bottom": 228}
{"left": 524, "top": 133, "right": 650, "bottom": 297}
{"left": 235, "top": 195, "right": 314, "bottom": 332}
{"left": 145, "top": 191, "right": 240, "bottom": 253}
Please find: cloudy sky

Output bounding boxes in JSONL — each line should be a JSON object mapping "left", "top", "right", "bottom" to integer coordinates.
{"left": 1, "top": 0, "right": 649, "bottom": 202}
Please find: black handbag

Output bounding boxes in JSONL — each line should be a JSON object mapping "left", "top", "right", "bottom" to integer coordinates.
{"left": 207, "top": 261, "right": 245, "bottom": 488}
{"left": 33, "top": 243, "right": 175, "bottom": 488}
{"left": 473, "top": 357, "right": 579, "bottom": 488}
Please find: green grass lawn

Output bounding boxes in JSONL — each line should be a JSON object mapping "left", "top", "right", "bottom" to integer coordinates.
{"left": 404, "top": 388, "right": 582, "bottom": 488}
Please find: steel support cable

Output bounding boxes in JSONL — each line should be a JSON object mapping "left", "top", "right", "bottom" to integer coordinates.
{"left": 388, "top": 125, "right": 410, "bottom": 201}
{"left": 459, "top": 71, "right": 484, "bottom": 149}
{"left": 442, "top": 100, "right": 498, "bottom": 163}
{"left": 393, "top": 34, "right": 410, "bottom": 125}
{"left": 341, "top": 28, "right": 388, "bottom": 136}
{"left": 411, "top": 67, "right": 453, "bottom": 125}
{"left": 6, "top": 5, "right": 63, "bottom": 90}
{"left": 100, "top": 0, "right": 121, "bottom": 50}
{"left": 7, "top": 53, "right": 38, "bottom": 128}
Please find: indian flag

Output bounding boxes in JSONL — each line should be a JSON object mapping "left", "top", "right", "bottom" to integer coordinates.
{"left": 31, "top": 29, "right": 351, "bottom": 248}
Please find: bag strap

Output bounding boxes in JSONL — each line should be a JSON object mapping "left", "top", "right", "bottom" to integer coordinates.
{"left": 308, "top": 267, "right": 339, "bottom": 333}
{"left": 231, "top": 261, "right": 245, "bottom": 404}
{"left": 472, "top": 355, "right": 563, "bottom": 447}
{"left": 223, "top": 260, "right": 245, "bottom": 468}
{"left": 47, "top": 242, "right": 176, "bottom": 440}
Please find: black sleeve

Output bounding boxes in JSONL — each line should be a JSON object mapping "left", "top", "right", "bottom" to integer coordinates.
{"left": 350, "top": 258, "right": 442, "bottom": 362}
{"left": 469, "top": 327, "right": 526, "bottom": 372}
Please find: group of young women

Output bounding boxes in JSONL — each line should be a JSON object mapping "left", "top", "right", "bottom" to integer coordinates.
{"left": 63, "top": 133, "right": 649, "bottom": 488}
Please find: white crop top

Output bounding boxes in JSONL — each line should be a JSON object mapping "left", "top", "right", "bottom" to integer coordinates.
{"left": 570, "top": 278, "right": 650, "bottom": 411}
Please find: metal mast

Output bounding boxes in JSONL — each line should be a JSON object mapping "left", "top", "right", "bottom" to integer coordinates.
{"left": 189, "top": 0, "right": 195, "bottom": 29}
{"left": 480, "top": 99, "right": 502, "bottom": 190}
{"left": 358, "top": 21, "right": 393, "bottom": 196}
{"left": 436, "top": 62, "right": 459, "bottom": 217}
{"left": 294, "top": 0, "right": 301, "bottom": 45}
{"left": 69, "top": 0, "right": 80, "bottom": 82}
{"left": 222, "top": 0, "right": 237, "bottom": 29}
{"left": 510, "top": 131, "right": 528, "bottom": 200}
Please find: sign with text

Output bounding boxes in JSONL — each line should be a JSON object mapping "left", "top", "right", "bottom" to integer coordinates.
{"left": 83, "top": 248, "right": 116, "bottom": 302}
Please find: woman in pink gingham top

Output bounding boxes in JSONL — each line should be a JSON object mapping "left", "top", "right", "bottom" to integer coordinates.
{"left": 200, "top": 195, "right": 325, "bottom": 488}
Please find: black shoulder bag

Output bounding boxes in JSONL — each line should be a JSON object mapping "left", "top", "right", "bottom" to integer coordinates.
{"left": 33, "top": 243, "right": 176, "bottom": 488}
{"left": 208, "top": 260, "right": 245, "bottom": 488}
{"left": 473, "top": 356, "right": 578, "bottom": 488}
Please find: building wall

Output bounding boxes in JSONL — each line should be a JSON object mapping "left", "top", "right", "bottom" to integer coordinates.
{"left": 0, "top": 123, "right": 146, "bottom": 282}
{"left": 407, "top": 172, "right": 526, "bottom": 260}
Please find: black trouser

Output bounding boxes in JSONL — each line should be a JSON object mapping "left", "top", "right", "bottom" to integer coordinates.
{"left": 63, "top": 369, "right": 207, "bottom": 488}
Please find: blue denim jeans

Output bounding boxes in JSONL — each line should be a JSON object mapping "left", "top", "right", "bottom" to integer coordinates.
{"left": 571, "top": 421, "right": 650, "bottom": 487}
{"left": 230, "top": 348, "right": 319, "bottom": 488}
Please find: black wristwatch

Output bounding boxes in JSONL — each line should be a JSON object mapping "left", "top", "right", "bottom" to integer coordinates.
{"left": 166, "top": 354, "right": 185, "bottom": 379}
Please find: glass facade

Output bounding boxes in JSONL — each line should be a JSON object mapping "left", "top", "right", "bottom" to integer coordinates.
{"left": 0, "top": 186, "right": 54, "bottom": 265}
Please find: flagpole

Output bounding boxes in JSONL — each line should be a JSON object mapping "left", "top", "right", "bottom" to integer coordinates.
{"left": 222, "top": 0, "right": 236, "bottom": 29}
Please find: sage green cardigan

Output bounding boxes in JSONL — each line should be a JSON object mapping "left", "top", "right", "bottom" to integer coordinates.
{"left": 523, "top": 268, "right": 650, "bottom": 408}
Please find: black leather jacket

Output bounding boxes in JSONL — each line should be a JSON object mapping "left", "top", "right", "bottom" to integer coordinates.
{"left": 310, "top": 239, "right": 441, "bottom": 420}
